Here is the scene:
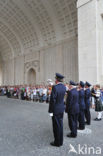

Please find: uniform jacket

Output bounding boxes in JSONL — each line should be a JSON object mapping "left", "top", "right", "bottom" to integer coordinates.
{"left": 85, "top": 88, "right": 91, "bottom": 109}
{"left": 79, "top": 89, "right": 85, "bottom": 110}
{"left": 66, "top": 88, "right": 79, "bottom": 114}
{"left": 48, "top": 83, "right": 66, "bottom": 114}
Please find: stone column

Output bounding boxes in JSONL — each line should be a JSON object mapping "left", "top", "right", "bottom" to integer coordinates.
{"left": 0, "top": 58, "right": 3, "bottom": 85}
{"left": 77, "top": 0, "right": 98, "bottom": 85}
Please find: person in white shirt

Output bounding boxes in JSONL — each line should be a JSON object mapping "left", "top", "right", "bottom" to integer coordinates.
{"left": 42, "top": 87, "right": 47, "bottom": 102}
{"left": 33, "top": 87, "right": 37, "bottom": 102}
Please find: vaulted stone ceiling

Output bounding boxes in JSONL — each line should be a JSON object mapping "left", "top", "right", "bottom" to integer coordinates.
{"left": 0, "top": 0, "right": 77, "bottom": 61}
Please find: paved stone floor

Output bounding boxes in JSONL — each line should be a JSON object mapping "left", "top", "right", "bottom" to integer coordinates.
{"left": 0, "top": 96, "right": 103, "bottom": 156}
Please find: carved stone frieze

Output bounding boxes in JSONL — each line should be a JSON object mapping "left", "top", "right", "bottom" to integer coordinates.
{"left": 25, "top": 60, "right": 40, "bottom": 72}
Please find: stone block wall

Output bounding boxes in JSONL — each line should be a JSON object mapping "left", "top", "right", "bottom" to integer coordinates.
{"left": 2, "top": 36, "right": 78, "bottom": 85}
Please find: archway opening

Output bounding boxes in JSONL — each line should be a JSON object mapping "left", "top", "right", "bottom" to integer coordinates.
{"left": 27, "top": 68, "right": 36, "bottom": 85}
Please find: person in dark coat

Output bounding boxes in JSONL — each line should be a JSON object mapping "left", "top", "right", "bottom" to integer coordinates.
{"left": 84, "top": 81, "right": 91, "bottom": 125}
{"left": 78, "top": 81, "right": 85, "bottom": 130}
{"left": 6, "top": 87, "right": 11, "bottom": 98}
{"left": 66, "top": 81, "right": 79, "bottom": 138}
{"left": 91, "top": 86, "right": 96, "bottom": 107}
{"left": 48, "top": 73, "right": 66, "bottom": 147}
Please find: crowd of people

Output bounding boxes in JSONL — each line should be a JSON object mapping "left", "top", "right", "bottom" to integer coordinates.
{"left": 0, "top": 74, "right": 103, "bottom": 147}
{"left": 0, "top": 81, "right": 103, "bottom": 112}
{"left": 0, "top": 84, "right": 52, "bottom": 103}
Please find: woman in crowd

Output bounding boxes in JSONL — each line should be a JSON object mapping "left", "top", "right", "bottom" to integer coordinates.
{"left": 92, "top": 84, "right": 103, "bottom": 121}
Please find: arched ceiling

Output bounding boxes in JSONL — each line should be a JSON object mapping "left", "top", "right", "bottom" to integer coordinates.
{"left": 0, "top": 34, "right": 12, "bottom": 60}
{"left": 0, "top": 0, "right": 77, "bottom": 60}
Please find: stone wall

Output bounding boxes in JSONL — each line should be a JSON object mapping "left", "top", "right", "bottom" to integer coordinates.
{"left": 0, "top": 57, "right": 2, "bottom": 85}
{"left": 2, "top": 36, "right": 78, "bottom": 85}
{"left": 96, "top": 0, "right": 103, "bottom": 84}
{"left": 77, "top": 0, "right": 103, "bottom": 85}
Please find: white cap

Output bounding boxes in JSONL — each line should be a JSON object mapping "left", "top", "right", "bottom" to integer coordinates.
{"left": 47, "top": 79, "right": 52, "bottom": 82}
{"left": 47, "top": 79, "right": 54, "bottom": 86}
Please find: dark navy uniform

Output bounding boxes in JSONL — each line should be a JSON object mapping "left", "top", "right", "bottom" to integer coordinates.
{"left": 78, "top": 81, "right": 85, "bottom": 130}
{"left": 85, "top": 82, "right": 91, "bottom": 125}
{"left": 49, "top": 73, "right": 66, "bottom": 147}
{"left": 66, "top": 81, "right": 79, "bottom": 138}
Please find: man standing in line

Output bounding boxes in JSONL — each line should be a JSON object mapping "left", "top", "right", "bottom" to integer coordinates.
{"left": 48, "top": 73, "right": 66, "bottom": 147}
{"left": 85, "top": 81, "right": 91, "bottom": 125}
{"left": 66, "top": 81, "right": 79, "bottom": 138}
{"left": 78, "top": 81, "right": 85, "bottom": 130}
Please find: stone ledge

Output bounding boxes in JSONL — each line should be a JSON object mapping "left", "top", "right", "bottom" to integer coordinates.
{"left": 77, "top": 0, "right": 93, "bottom": 8}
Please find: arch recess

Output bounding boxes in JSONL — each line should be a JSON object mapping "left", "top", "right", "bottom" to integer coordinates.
{"left": 27, "top": 68, "right": 36, "bottom": 85}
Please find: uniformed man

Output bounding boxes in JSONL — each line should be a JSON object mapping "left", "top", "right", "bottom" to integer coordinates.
{"left": 66, "top": 81, "right": 79, "bottom": 138}
{"left": 78, "top": 81, "right": 85, "bottom": 130}
{"left": 85, "top": 81, "right": 91, "bottom": 125}
{"left": 48, "top": 73, "right": 66, "bottom": 147}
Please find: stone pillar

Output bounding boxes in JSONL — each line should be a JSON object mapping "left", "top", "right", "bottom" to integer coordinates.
{"left": 96, "top": 0, "right": 103, "bottom": 84}
{"left": 0, "top": 58, "right": 2, "bottom": 85}
{"left": 77, "top": 0, "right": 98, "bottom": 85}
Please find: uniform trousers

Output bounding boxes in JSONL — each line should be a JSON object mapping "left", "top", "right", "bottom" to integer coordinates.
{"left": 68, "top": 113, "right": 78, "bottom": 137}
{"left": 52, "top": 113, "right": 63, "bottom": 146}
{"left": 78, "top": 110, "right": 85, "bottom": 129}
{"left": 85, "top": 108, "right": 91, "bottom": 124}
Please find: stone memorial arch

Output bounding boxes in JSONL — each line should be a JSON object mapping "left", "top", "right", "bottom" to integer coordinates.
{"left": 0, "top": 0, "right": 102, "bottom": 85}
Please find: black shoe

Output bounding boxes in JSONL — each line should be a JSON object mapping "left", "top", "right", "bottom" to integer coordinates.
{"left": 78, "top": 127, "right": 85, "bottom": 130}
{"left": 85, "top": 122, "right": 90, "bottom": 125}
{"left": 67, "top": 134, "right": 77, "bottom": 138}
{"left": 50, "top": 142, "right": 60, "bottom": 147}
{"left": 94, "top": 118, "right": 98, "bottom": 121}
{"left": 94, "top": 118, "right": 101, "bottom": 121}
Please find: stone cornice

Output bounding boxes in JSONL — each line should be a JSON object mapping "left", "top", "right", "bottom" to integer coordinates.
{"left": 77, "top": 0, "right": 93, "bottom": 8}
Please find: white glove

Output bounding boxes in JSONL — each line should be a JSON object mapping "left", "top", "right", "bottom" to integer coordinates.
{"left": 49, "top": 113, "right": 53, "bottom": 117}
